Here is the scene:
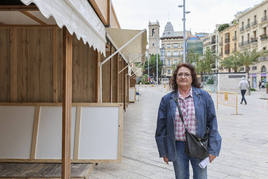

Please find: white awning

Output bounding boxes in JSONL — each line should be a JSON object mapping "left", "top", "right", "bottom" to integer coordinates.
{"left": 20, "top": 0, "right": 106, "bottom": 55}
{"left": 131, "top": 66, "right": 143, "bottom": 77}
{"left": 106, "top": 28, "right": 147, "bottom": 63}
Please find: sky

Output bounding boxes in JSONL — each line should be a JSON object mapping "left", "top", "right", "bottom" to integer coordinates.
{"left": 112, "top": 0, "right": 264, "bottom": 36}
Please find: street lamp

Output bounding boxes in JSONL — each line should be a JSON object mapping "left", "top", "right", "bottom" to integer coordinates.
{"left": 179, "top": 0, "right": 190, "bottom": 63}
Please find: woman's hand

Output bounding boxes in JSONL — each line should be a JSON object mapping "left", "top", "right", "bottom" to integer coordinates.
{"left": 163, "top": 156, "right": 169, "bottom": 164}
{"left": 209, "top": 154, "right": 216, "bottom": 163}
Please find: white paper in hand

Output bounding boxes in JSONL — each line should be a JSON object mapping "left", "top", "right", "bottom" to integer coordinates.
{"left": 199, "top": 157, "right": 209, "bottom": 169}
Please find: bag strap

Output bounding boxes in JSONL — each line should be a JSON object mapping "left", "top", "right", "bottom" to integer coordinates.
{"left": 174, "top": 96, "right": 188, "bottom": 130}
{"left": 174, "top": 95, "right": 210, "bottom": 136}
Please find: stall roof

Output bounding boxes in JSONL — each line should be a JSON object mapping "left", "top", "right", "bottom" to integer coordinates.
{"left": 14, "top": 0, "right": 107, "bottom": 55}
{"left": 106, "top": 28, "right": 147, "bottom": 63}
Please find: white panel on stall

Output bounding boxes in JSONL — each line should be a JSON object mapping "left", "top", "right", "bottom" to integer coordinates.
{"left": 79, "top": 107, "right": 119, "bottom": 160}
{"left": 36, "top": 107, "right": 76, "bottom": 159}
{"left": 129, "top": 87, "right": 136, "bottom": 102}
{"left": 0, "top": 106, "right": 35, "bottom": 159}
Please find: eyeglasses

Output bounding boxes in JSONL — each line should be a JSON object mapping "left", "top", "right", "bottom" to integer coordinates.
{"left": 177, "top": 72, "right": 191, "bottom": 78}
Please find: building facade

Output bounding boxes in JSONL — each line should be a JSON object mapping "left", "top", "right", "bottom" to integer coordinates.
{"left": 202, "top": 33, "right": 217, "bottom": 55}
{"left": 218, "top": 23, "right": 238, "bottom": 59}
{"left": 237, "top": 0, "right": 268, "bottom": 86}
{"left": 160, "top": 22, "right": 191, "bottom": 77}
{"left": 187, "top": 36, "right": 203, "bottom": 55}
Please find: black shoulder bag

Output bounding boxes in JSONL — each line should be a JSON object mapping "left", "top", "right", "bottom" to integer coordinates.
{"left": 175, "top": 98, "right": 209, "bottom": 160}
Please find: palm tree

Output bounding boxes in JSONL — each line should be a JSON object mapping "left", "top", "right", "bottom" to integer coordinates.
{"left": 231, "top": 52, "right": 242, "bottom": 72}
{"left": 221, "top": 52, "right": 242, "bottom": 72}
{"left": 239, "top": 49, "right": 260, "bottom": 76}
{"left": 220, "top": 57, "right": 233, "bottom": 72}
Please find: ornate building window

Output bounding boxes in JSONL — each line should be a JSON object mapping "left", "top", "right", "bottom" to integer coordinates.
{"left": 261, "top": 65, "right": 267, "bottom": 72}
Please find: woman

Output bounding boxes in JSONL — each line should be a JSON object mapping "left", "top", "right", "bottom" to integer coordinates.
{"left": 155, "top": 63, "right": 222, "bottom": 179}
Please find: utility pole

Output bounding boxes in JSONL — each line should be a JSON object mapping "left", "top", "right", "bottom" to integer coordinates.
{"left": 148, "top": 54, "right": 150, "bottom": 82}
{"left": 179, "top": 0, "right": 190, "bottom": 63}
{"left": 156, "top": 54, "right": 158, "bottom": 85}
{"left": 182, "top": 0, "right": 186, "bottom": 63}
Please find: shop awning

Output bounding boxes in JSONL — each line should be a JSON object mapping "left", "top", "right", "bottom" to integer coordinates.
{"left": 131, "top": 66, "right": 143, "bottom": 77}
{"left": 106, "top": 28, "right": 147, "bottom": 63}
{"left": 20, "top": 0, "right": 106, "bottom": 55}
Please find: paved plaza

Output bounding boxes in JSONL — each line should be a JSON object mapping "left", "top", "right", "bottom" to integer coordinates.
{"left": 89, "top": 86, "right": 268, "bottom": 179}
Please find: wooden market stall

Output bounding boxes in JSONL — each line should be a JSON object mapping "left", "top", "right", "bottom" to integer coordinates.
{"left": 0, "top": 0, "right": 146, "bottom": 178}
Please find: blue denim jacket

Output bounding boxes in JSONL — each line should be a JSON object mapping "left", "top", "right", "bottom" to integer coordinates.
{"left": 155, "top": 87, "right": 222, "bottom": 161}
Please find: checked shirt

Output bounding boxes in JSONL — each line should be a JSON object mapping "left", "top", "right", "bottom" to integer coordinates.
{"left": 174, "top": 88, "right": 197, "bottom": 141}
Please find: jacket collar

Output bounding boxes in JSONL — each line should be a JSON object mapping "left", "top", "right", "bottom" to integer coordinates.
{"left": 170, "top": 86, "right": 201, "bottom": 100}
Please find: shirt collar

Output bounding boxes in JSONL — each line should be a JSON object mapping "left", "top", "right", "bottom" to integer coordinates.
{"left": 177, "top": 87, "right": 193, "bottom": 99}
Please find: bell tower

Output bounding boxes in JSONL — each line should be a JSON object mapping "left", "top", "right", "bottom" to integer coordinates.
{"left": 148, "top": 21, "right": 160, "bottom": 54}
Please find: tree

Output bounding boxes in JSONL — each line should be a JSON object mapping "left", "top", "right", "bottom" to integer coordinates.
{"left": 143, "top": 54, "right": 163, "bottom": 81}
{"left": 186, "top": 49, "right": 200, "bottom": 64}
{"left": 220, "top": 52, "right": 242, "bottom": 72}
{"left": 203, "top": 48, "right": 217, "bottom": 73}
{"left": 239, "top": 49, "right": 260, "bottom": 76}
{"left": 220, "top": 57, "right": 233, "bottom": 72}
{"left": 218, "top": 24, "right": 229, "bottom": 32}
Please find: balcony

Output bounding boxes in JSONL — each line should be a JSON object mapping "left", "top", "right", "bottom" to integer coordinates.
{"left": 240, "top": 27, "right": 244, "bottom": 32}
{"left": 261, "top": 16, "right": 267, "bottom": 22}
{"left": 225, "top": 50, "right": 230, "bottom": 55}
{"left": 251, "top": 21, "right": 258, "bottom": 27}
{"left": 251, "top": 38, "right": 258, "bottom": 43}
{"left": 260, "top": 34, "right": 268, "bottom": 41}
{"left": 239, "top": 41, "right": 249, "bottom": 47}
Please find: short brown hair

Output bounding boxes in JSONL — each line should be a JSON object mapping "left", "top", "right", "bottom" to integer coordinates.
{"left": 170, "top": 63, "right": 201, "bottom": 91}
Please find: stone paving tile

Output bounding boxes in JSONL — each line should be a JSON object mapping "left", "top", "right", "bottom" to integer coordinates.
{"left": 89, "top": 86, "right": 268, "bottom": 179}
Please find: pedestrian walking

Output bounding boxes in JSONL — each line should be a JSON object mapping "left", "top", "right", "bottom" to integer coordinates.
{"left": 261, "top": 81, "right": 265, "bottom": 88}
{"left": 155, "top": 63, "right": 222, "bottom": 179}
{"left": 239, "top": 77, "right": 249, "bottom": 104}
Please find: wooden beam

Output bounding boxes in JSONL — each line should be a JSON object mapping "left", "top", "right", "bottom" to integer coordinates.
{"left": 96, "top": 52, "right": 102, "bottom": 103}
{"left": 107, "top": 0, "right": 110, "bottom": 27}
{"left": 117, "top": 55, "right": 120, "bottom": 102}
{"left": 117, "top": 106, "right": 123, "bottom": 162}
{"left": 19, "top": 11, "right": 47, "bottom": 25}
{"left": 53, "top": 27, "right": 58, "bottom": 102}
{"left": 0, "top": 25, "right": 56, "bottom": 27}
{"left": 111, "top": 4, "right": 121, "bottom": 28}
{"left": 30, "top": 106, "right": 40, "bottom": 159}
{"left": 74, "top": 106, "right": 81, "bottom": 160}
{"left": 62, "top": 26, "right": 72, "bottom": 179}
{"left": 110, "top": 45, "right": 113, "bottom": 103}
{"left": 88, "top": 0, "right": 108, "bottom": 26}
{"left": 10, "top": 27, "right": 17, "bottom": 102}
{"left": 0, "top": 5, "right": 38, "bottom": 11}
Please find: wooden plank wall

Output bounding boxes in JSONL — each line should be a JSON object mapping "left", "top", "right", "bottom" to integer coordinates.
{"left": 126, "top": 74, "right": 129, "bottom": 104}
{"left": 0, "top": 27, "right": 10, "bottom": 102}
{"left": 0, "top": 26, "right": 98, "bottom": 103}
{"left": 130, "top": 75, "right": 136, "bottom": 87}
{"left": 111, "top": 48, "right": 118, "bottom": 103}
{"left": 102, "top": 43, "right": 111, "bottom": 102}
{"left": 119, "top": 57, "right": 124, "bottom": 103}
{"left": 72, "top": 34, "right": 98, "bottom": 103}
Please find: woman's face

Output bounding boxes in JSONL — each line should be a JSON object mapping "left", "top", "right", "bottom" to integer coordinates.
{"left": 176, "top": 66, "right": 192, "bottom": 89}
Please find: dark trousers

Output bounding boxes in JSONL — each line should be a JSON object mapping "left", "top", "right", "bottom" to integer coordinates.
{"left": 240, "top": 90, "right": 247, "bottom": 104}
